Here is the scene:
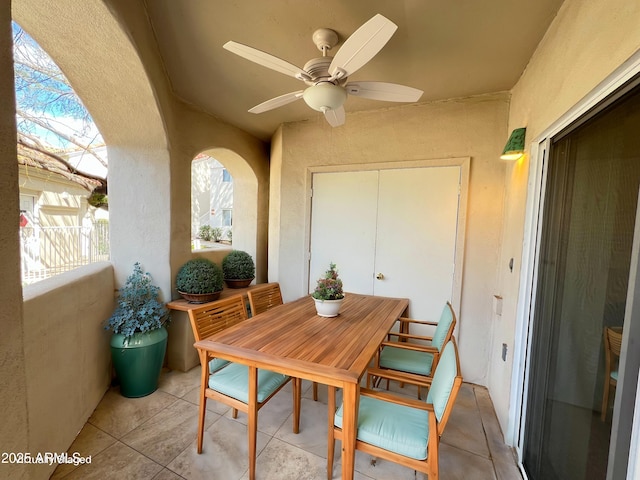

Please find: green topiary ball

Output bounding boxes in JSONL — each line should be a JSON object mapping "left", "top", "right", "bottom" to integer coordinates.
{"left": 222, "top": 250, "right": 256, "bottom": 280}
{"left": 176, "top": 258, "right": 223, "bottom": 294}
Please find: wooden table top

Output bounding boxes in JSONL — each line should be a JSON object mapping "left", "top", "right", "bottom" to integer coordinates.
{"left": 194, "top": 293, "right": 409, "bottom": 387}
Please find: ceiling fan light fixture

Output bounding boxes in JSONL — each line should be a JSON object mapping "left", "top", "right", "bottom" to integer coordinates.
{"left": 303, "top": 83, "right": 347, "bottom": 112}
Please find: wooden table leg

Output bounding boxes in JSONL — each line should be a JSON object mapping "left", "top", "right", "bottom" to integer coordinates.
{"left": 248, "top": 366, "right": 258, "bottom": 480}
{"left": 327, "top": 386, "right": 336, "bottom": 479}
{"left": 292, "top": 377, "right": 301, "bottom": 434}
{"left": 196, "top": 350, "right": 208, "bottom": 453}
{"left": 340, "top": 382, "right": 359, "bottom": 480}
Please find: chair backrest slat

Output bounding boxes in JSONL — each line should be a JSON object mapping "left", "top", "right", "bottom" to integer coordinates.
{"left": 607, "top": 327, "right": 623, "bottom": 357}
{"left": 187, "top": 295, "right": 248, "bottom": 342}
{"left": 248, "top": 283, "right": 283, "bottom": 316}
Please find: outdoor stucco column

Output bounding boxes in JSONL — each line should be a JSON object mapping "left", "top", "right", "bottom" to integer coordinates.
{"left": 0, "top": 3, "right": 29, "bottom": 478}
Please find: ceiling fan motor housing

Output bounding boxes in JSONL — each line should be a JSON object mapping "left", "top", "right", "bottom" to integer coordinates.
{"left": 302, "top": 57, "right": 346, "bottom": 85}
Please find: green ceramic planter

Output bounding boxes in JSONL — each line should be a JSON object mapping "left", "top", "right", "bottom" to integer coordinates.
{"left": 110, "top": 326, "right": 168, "bottom": 398}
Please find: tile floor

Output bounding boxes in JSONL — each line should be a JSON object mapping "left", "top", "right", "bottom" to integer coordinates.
{"left": 52, "top": 367, "right": 522, "bottom": 479}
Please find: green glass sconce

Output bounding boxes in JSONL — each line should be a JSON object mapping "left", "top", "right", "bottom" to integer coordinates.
{"left": 500, "top": 127, "right": 526, "bottom": 160}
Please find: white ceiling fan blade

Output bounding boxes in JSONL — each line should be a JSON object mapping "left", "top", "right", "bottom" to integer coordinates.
{"left": 248, "top": 90, "right": 304, "bottom": 114}
{"left": 324, "top": 106, "right": 345, "bottom": 127}
{"left": 328, "top": 14, "right": 397, "bottom": 79}
{"left": 223, "top": 41, "right": 309, "bottom": 80}
{"left": 346, "top": 82, "right": 423, "bottom": 102}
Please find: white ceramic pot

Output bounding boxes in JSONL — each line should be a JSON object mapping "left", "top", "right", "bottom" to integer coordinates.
{"left": 313, "top": 297, "right": 345, "bottom": 317}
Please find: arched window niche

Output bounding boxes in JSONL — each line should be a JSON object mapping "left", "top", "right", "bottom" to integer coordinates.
{"left": 191, "top": 147, "right": 261, "bottom": 278}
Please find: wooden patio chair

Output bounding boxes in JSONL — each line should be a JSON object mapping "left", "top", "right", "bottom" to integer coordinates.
{"left": 188, "top": 294, "right": 301, "bottom": 480}
{"left": 328, "top": 338, "right": 463, "bottom": 480}
{"left": 601, "top": 325, "right": 623, "bottom": 421}
{"left": 367, "top": 302, "right": 457, "bottom": 398}
{"left": 247, "top": 282, "right": 284, "bottom": 316}
{"left": 248, "top": 282, "right": 319, "bottom": 401}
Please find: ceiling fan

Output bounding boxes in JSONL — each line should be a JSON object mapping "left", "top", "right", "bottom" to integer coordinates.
{"left": 223, "top": 14, "right": 423, "bottom": 127}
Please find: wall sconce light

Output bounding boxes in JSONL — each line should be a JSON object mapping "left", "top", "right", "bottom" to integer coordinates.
{"left": 500, "top": 127, "right": 526, "bottom": 160}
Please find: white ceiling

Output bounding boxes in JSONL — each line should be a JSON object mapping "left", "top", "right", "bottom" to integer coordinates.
{"left": 145, "top": 1, "right": 564, "bottom": 141}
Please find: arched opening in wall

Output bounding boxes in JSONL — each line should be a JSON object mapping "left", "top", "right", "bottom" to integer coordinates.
{"left": 191, "top": 153, "right": 233, "bottom": 250}
{"left": 13, "top": 0, "right": 170, "bottom": 291}
{"left": 191, "top": 148, "right": 259, "bottom": 262}
{"left": 12, "top": 22, "right": 109, "bottom": 285}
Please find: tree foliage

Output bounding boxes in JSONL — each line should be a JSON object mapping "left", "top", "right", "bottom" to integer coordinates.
{"left": 12, "top": 22, "right": 108, "bottom": 181}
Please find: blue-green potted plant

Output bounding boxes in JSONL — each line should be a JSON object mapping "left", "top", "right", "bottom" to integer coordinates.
{"left": 176, "top": 257, "right": 224, "bottom": 303}
{"left": 105, "top": 262, "right": 170, "bottom": 398}
{"left": 222, "top": 250, "right": 256, "bottom": 288}
{"left": 311, "top": 262, "right": 345, "bottom": 317}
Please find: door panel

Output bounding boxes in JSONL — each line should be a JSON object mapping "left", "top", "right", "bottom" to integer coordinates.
{"left": 309, "top": 170, "right": 379, "bottom": 295}
{"left": 374, "top": 167, "right": 460, "bottom": 325}
{"left": 309, "top": 165, "right": 462, "bottom": 332}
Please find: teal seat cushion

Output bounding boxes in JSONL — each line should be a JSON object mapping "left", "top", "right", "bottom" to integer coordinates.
{"left": 611, "top": 370, "right": 618, "bottom": 381}
{"left": 208, "top": 363, "right": 288, "bottom": 403}
{"left": 209, "top": 357, "right": 230, "bottom": 373}
{"left": 335, "top": 395, "right": 429, "bottom": 460}
{"left": 379, "top": 346, "right": 434, "bottom": 376}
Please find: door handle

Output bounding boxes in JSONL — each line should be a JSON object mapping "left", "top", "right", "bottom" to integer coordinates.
{"left": 376, "top": 273, "right": 384, "bottom": 280}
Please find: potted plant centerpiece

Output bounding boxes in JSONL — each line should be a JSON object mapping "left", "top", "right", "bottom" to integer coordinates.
{"left": 222, "top": 250, "right": 256, "bottom": 288}
{"left": 106, "top": 262, "right": 170, "bottom": 398}
{"left": 311, "top": 262, "right": 345, "bottom": 317}
{"left": 176, "top": 257, "right": 224, "bottom": 303}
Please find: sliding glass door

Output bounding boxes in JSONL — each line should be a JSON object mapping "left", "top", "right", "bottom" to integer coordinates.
{"left": 523, "top": 85, "right": 640, "bottom": 479}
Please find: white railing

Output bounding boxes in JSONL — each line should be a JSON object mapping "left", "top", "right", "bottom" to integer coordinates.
{"left": 20, "top": 223, "right": 110, "bottom": 284}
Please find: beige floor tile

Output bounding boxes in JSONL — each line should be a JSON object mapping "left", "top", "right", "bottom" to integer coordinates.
{"left": 275, "top": 397, "right": 335, "bottom": 459}
{"left": 228, "top": 384, "right": 299, "bottom": 436}
{"left": 62, "top": 441, "right": 163, "bottom": 480}
{"left": 182, "top": 384, "right": 232, "bottom": 416}
{"left": 439, "top": 443, "right": 498, "bottom": 480}
{"left": 441, "top": 383, "right": 491, "bottom": 458}
{"left": 51, "top": 423, "right": 117, "bottom": 478}
{"left": 88, "top": 388, "right": 178, "bottom": 438}
{"left": 240, "top": 437, "right": 328, "bottom": 480}
{"left": 158, "top": 366, "right": 201, "bottom": 398}
{"left": 167, "top": 415, "right": 270, "bottom": 480}
{"left": 152, "top": 467, "right": 186, "bottom": 479}
{"left": 122, "top": 398, "right": 218, "bottom": 466}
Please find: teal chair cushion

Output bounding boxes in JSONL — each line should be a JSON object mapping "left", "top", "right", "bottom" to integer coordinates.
{"left": 335, "top": 395, "right": 430, "bottom": 460}
{"left": 379, "top": 346, "right": 434, "bottom": 376}
{"left": 426, "top": 341, "right": 457, "bottom": 421}
{"left": 209, "top": 358, "right": 230, "bottom": 373}
{"left": 431, "top": 304, "right": 454, "bottom": 353}
{"left": 611, "top": 370, "right": 618, "bottom": 381}
{"left": 208, "top": 363, "right": 288, "bottom": 403}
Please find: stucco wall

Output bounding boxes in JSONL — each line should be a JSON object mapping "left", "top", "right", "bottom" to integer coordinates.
{"left": 492, "top": 0, "right": 640, "bottom": 440}
{"left": 271, "top": 94, "right": 510, "bottom": 385}
{"left": 0, "top": 3, "right": 28, "bottom": 478}
{"left": 21, "top": 262, "right": 114, "bottom": 479}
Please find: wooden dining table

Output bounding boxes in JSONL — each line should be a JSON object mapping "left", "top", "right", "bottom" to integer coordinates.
{"left": 193, "top": 292, "right": 409, "bottom": 480}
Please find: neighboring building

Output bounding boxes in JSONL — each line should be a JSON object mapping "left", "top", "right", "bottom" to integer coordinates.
{"left": 191, "top": 153, "right": 233, "bottom": 248}
{"left": 17, "top": 140, "right": 108, "bottom": 283}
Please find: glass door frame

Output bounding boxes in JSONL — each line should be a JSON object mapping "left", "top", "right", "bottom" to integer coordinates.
{"left": 509, "top": 51, "right": 640, "bottom": 480}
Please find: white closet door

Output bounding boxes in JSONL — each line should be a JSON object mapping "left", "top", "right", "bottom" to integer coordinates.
{"left": 309, "top": 170, "right": 379, "bottom": 295}
{"left": 373, "top": 166, "right": 460, "bottom": 323}
{"left": 309, "top": 166, "right": 461, "bottom": 330}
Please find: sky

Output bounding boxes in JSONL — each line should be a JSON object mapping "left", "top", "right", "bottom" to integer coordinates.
{"left": 12, "top": 21, "right": 107, "bottom": 177}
